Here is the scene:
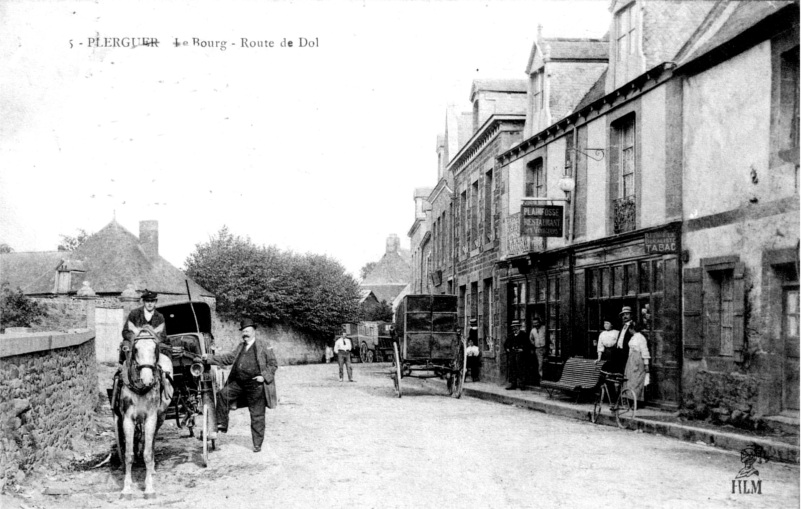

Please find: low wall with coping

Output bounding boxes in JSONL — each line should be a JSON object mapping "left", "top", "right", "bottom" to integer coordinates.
{"left": 0, "top": 329, "right": 97, "bottom": 483}
{"left": 214, "top": 321, "right": 325, "bottom": 366}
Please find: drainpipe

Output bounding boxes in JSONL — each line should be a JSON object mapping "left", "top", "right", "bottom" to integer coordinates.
{"left": 570, "top": 125, "right": 578, "bottom": 243}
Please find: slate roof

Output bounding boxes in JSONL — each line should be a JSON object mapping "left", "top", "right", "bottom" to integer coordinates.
{"left": 0, "top": 251, "right": 66, "bottom": 294}
{"left": 677, "top": 1, "right": 796, "bottom": 65}
{"left": 362, "top": 284, "right": 409, "bottom": 305}
{"left": 470, "top": 79, "right": 528, "bottom": 96}
{"left": 544, "top": 38, "right": 609, "bottom": 61}
{"left": 640, "top": 0, "right": 717, "bottom": 69}
{"left": 573, "top": 69, "right": 608, "bottom": 112}
{"left": 0, "top": 220, "right": 212, "bottom": 297}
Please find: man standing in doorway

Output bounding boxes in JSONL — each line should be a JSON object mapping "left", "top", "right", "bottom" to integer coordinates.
{"left": 203, "top": 318, "right": 278, "bottom": 453}
{"left": 608, "top": 306, "right": 636, "bottom": 374}
{"left": 529, "top": 315, "right": 547, "bottom": 385}
{"left": 505, "top": 320, "right": 527, "bottom": 390}
{"left": 334, "top": 332, "right": 355, "bottom": 382}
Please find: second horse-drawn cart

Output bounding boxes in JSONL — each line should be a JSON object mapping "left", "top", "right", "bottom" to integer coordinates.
{"left": 391, "top": 294, "right": 466, "bottom": 398}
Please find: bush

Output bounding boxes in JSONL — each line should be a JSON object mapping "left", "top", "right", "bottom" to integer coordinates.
{"left": 0, "top": 284, "right": 48, "bottom": 331}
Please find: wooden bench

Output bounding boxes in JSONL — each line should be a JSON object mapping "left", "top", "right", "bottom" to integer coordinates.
{"left": 541, "top": 357, "right": 602, "bottom": 402}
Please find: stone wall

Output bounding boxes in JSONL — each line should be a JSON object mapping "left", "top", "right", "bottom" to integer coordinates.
{"left": 0, "top": 330, "right": 97, "bottom": 483}
{"left": 680, "top": 369, "right": 762, "bottom": 430}
{"left": 213, "top": 320, "right": 325, "bottom": 366}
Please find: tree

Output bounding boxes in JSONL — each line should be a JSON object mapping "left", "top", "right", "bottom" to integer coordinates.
{"left": 0, "top": 244, "right": 13, "bottom": 254}
{"left": 361, "top": 299, "right": 393, "bottom": 322}
{"left": 0, "top": 284, "right": 48, "bottom": 330}
{"left": 359, "top": 261, "right": 377, "bottom": 281}
{"left": 58, "top": 229, "right": 90, "bottom": 251}
{"left": 185, "top": 227, "right": 361, "bottom": 341}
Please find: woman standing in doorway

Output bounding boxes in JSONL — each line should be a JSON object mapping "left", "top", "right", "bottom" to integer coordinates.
{"left": 623, "top": 323, "right": 651, "bottom": 403}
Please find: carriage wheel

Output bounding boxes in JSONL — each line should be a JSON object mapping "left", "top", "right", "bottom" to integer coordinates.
{"left": 392, "top": 342, "right": 402, "bottom": 398}
{"left": 360, "top": 343, "right": 368, "bottom": 363}
{"left": 201, "top": 403, "right": 210, "bottom": 467}
{"left": 616, "top": 388, "right": 637, "bottom": 429}
{"left": 448, "top": 337, "right": 467, "bottom": 398}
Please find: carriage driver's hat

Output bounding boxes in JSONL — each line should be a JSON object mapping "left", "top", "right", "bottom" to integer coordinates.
{"left": 239, "top": 318, "right": 257, "bottom": 331}
{"left": 141, "top": 290, "right": 158, "bottom": 302}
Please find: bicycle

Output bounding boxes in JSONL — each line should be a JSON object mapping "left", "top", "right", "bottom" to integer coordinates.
{"left": 591, "top": 370, "right": 637, "bottom": 429}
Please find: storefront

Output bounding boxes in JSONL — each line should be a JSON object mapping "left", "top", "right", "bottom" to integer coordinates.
{"left": 502, "top": 222, "right": 683, "bottom": 406}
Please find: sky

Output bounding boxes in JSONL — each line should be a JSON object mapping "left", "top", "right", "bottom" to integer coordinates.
{"left": 0, "top": 0, "right": 610, "bottom": 278}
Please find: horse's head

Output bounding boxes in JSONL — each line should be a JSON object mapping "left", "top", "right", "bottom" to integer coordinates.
{"left": 133, "top": 326, "right": 160, "bottom": 387}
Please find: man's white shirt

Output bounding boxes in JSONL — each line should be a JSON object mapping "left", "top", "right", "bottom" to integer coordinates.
{"left": 334, "top": 336, "right": 352, "bottom": 353}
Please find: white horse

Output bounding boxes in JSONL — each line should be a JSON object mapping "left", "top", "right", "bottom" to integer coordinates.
{"left": 115, "top": 326, "right": 169, "bottom": 499}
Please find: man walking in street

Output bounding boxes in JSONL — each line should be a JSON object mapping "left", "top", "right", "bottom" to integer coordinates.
{"left": 529, "top": 315, "right": 547, "bottom": 385}
{"left": 202, "top": 318, "right": 278, "bottom": 453}
{"left": 334, "top": 332, "right": 355, "bottom": 382}
{"left": 505, "top": 320, "right": 527, "bottom": 390}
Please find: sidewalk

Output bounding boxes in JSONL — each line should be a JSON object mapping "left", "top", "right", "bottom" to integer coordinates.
{"left": 447, "top": 378, "right": 799, "bottom": 464}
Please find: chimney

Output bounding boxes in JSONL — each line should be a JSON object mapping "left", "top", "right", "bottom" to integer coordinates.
{"left": 139, "top": 220, "right": 159, "bottom": 259}
{"left": 386, "top": 234, "right": 400, "bottom": 254}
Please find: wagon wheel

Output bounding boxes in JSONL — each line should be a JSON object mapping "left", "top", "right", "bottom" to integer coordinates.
{"left": 616, "top": 388, "right": 637, "bottom": 429}
{"left": 359, "top": 343, "right": 367, "bottom": 363}
{"left": 201, "top": 402, "right": 210, "bottom": 467}
{"left": 392, "top": 342, "right": 402, "bottom": 398}
{"left": 448, "top": 337, "right": 467, "bottom": 398}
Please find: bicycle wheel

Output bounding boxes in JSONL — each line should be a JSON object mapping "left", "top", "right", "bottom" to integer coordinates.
{"left": 591, "top": 385, "right": 606, "bottom": 423}
{"left": 616, "top": 388, "right": 637, "bottom": 429}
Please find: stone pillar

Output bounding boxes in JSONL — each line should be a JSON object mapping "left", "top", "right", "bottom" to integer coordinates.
{"left": 120, "top": 284, "right": 140, "bottom": 318}
{"left": 76, "top": 281, "right": 98, "bottom": 329}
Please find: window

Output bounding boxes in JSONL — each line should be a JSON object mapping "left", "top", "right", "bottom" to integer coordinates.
{"left": 484, "top": 169, "right": 494, "bottom": 243}
{"left": 471, "top": 180, "right": 479, "bottom": 249}
{"left": 510, "top": 280, "right": 526, "bottom": 324}
{"left": 616, "top": 3, "right": 636, "bottom": 63}
{"left": 779, "top": 46, "right": 799, "bottom": 164}
{"left": 526, "top": 157, "right": 544, "bottom": 197}
{"left": 458, "top": 285, "right": 466, "bottom": 331}
{"left": 459, "top": 191, "right": 467, "bottom": 254}
{"left": 532, "top": 71, "right": 544, "bottom": 111}
{"left": 612, "top": 115, "right": 636, "bottom": 234}
{"left": 483, "top": 278, "right": 493, "bottom": 351}
{"left": 708, "top": 269, "right": 735, "bottom": 356}
{"left": 470, "top": 280, "right": 479, "bottom": 329}
{"left": 530, "top": 274, "right": 561, "bottom": 358}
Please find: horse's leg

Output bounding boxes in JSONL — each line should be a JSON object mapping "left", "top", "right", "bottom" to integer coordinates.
{"left": 143, "top": 402, "right": 159, "bottom": 498}
{"left": 121, "top": 412, "right": 136, "bottom": 497}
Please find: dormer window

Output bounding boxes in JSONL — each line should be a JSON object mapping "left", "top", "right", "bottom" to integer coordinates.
{"left": 532, "top": 71, "right": 544, "bottom": 111}
{"left": 617, "top": 3, "right": 636, "bottom": 61}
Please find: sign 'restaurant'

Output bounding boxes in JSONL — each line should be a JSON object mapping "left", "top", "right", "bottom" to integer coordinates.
{"left": 520, "top": 204, "right": 563, "bottom": 237}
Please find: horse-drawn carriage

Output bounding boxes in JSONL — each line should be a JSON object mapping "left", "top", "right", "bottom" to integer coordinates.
{"left": 109, "top": 299, "right": 221, "bottom": 498}
{"left": 390, "top": 294, "right": 466, "bottom": 398}
{"left": 159, "top": 300, "right": 222, "bottom": 466}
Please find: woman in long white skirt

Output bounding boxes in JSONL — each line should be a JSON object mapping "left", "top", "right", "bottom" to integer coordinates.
{"left": 623, "top": 326, "right": 651, "bottom": 402}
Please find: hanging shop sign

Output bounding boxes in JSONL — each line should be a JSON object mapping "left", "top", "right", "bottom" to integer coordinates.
{"left": 520, "top": 204, "right": 563, "bottom": 237}
{"left": 644, "top": 231, "right": 678, "bottom": 254}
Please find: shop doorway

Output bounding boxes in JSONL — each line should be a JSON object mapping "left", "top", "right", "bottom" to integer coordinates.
{"left": 783, "top": 285, "right": 799, "bottom": 413}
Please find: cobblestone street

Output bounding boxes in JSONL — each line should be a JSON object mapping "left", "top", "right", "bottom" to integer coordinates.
{"left": 3, "top": 362, "right": 799, "bottom": 509}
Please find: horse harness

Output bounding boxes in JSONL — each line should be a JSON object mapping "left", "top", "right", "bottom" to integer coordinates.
{"left": 121, "top": 337, "right": 163, "bottom": 395}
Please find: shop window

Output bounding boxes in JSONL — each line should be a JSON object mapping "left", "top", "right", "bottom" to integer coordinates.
{"left": 509, "top": 280, "right": 526, "bottom": 324}
{"left": 587, "top": 259, "right": 664, "bottom": 355}
{"left": 530, "top": 274, "right": 560, "bottom": 358}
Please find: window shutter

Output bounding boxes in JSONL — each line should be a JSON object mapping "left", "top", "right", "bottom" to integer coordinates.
{"left": 704, "top": 270, "right": 721, "bottom": 357}
{"left": 683, "top": 267, "right": 703, "bottom": 360}
{"left": 732, "top": 262, "right": 746, "bottom": 362}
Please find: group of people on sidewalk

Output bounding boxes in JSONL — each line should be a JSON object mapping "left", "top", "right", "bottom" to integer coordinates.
{"left": 503, "top": 305, "right": 651, "bottom": 402}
